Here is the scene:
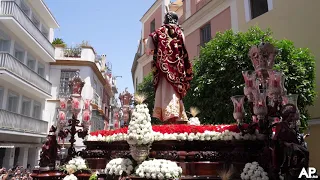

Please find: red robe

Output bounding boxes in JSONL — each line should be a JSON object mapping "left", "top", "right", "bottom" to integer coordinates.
{"left": 149, "top": 24, "right": 193, "bottom": 98}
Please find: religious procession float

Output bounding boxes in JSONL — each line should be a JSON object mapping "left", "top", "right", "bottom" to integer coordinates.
{"left": 30, "top": 39, "right": 310, "bottom": 180}
{"left": 31, "top": 11, "right": 310, "bottom": 180}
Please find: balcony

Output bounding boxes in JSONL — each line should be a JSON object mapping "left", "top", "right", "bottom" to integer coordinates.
{"left": 0, "top": 53, "right": 52, "bottom": 95}
{"left": 55, "top": 46, "right": 98, "bottom": 63}
{"left": 0, "top": 1, "right": 55, "bottom": 61}
{"left": 92, "top": 91, "right": 102, "bottom": 110}
{"left": 0, "top": 109, "right": 48, "bottom": 135}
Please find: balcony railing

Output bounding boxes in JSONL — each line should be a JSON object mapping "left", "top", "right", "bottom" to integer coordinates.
{"left": 63, "top": 48, "right": 82, "bottom": 58}
{"left": 0, "top": 53, "right": 52, "bottom": 94}
{"left": 0, "top": 109, "right": 48, "bottom": 135}
{"left": 92, "top": 91, "right": 102, "bottom": 109}
{"left": 0, "top": 1, "right": 54, "bottom": 57}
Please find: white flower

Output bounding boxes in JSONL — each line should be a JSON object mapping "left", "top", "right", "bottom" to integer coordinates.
{"left": 63, "top": 174, "right": 77, "bottom": 180}
{"left": 77, "top": 164, "right": 87, "bottom": 170}
{"left": 88, "top": 122, "right": 265, "bottom": 143}
{"left": 105, "top": 158, "right": 133, "bottom": 176}
{"left": 188, "top": 117, "right": 201, "bottom": 125}
{"left": 68, "top": 160, "right": 75, "bottom": 165}
{"left": 65, "top": 156, "right": 87, "bottom": 174}
{"left": 241, "top": 162, "right": 268, "bottom": 180}
{"left": 135, "top": 159, "right": 182, "bottom": 179}
{"left": 127, "top": 103, "right": 154, "bottom": 145}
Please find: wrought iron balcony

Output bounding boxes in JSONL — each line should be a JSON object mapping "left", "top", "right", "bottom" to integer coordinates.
{"left": 0, "top": 53, "right": 52, "bottom": 95}
{"left": 0, "top": 109, "right": 48, "bottom": 135}
{"left": 0, "top": 1, "right": 54, "bottom": 57}
{"left": 92, "top": 91, "right": 102, "bottom": 110}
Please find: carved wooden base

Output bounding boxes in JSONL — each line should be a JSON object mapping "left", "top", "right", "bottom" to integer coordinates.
{"left": 31, "top": 170, "right": 63, "bottom": 180}
{"left": 82, "top": 140, "right": 267, "bottom": 178}
{"left": 97, "top": 175, "right": 242, "bottom": 180}
{"left": 86, "top": 158, "right": 107, "bottom": 170}
{"left": 31, "top": 169, "right": 91, "bottom": 180}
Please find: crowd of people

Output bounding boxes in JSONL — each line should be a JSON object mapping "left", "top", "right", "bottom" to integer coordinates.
{"left": 0, "top": 166, "right": 32, "bottom": 180}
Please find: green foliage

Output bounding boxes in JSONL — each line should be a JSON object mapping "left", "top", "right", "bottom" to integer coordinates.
{"left": 89, "top": 173, "right": 97, "bottom": 180}
{"left": 80, "top": 40, "right": 91, "bottom": 47}
{"left": 137, "top": 73, "right": 161, "bottom": 124}
{"left": 52, "top": 38, "right": 66, "bottom": 47}
{"left": 184, "top": 26, "right": 316, "bottom": 127}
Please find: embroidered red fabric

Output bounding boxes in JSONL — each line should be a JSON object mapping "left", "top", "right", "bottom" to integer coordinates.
{"left": 150, "top": 24, "right": 193, "bottom": 98}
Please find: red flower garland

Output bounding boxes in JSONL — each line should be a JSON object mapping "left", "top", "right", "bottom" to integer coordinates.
{"left": 90, "top": 124, "right": 250, "bottom": 137}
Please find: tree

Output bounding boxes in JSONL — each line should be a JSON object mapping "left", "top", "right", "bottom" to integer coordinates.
{"left": 136, "top": 73, "right": 161, "bottom": 124}
{"left": 184, "top": 26, "right": 316, "bottom": 128}
{"left": 52, "top": 38, "right": 66, "bottom": 47}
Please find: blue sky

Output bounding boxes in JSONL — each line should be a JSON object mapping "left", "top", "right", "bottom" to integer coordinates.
{"left": 45, "top": 0, "right": 155, "bottom": 95}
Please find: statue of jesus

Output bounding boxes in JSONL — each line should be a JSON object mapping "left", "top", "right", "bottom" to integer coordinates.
{"left": 147, "top": 11, "right": 193, "bottom": 123}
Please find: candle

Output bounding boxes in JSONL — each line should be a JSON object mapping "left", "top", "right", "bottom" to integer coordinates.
{"left": 236, "top": 104, "right": 242, "bottom": 112}
{"left": 84, "top": 99, "right": 91, "bottom": 109}
{"left": 60, "top": 98, "right": 66, "bottom": 109}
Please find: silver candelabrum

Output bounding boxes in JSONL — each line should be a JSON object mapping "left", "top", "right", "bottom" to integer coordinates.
{"left": 231, "top": 39, "right": 300, "bottom": 134}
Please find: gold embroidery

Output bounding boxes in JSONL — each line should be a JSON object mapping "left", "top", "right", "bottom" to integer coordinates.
{"left": 153, "top": 98, "right": 187, "bottom": 122}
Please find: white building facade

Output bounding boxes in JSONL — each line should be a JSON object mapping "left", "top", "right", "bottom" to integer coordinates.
{"left": 47, "top": 45, "right": 113, "bottom": 151}
{"left": 0, "top": 0, "right": 59, "bottom": 168}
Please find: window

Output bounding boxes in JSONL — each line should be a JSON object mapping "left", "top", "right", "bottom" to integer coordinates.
{"left": 93, "top": 78, "right": 98, "bottom": 91}
{"left": 31, "top": 14, "right": 40, "bottom": 29}
{"left": 41, "top": 25, "right": 49, "bottom": 40}
{"left": 250, "top": 0, "right": 269, "bottom": 19}
{"left": 27, "top": 54, "right": 36, "bottom": 71}
{"left": 150, "top": 19, "right": 155, "bottom": 33}
{"left": 59, "top": 70, "right": 77, "bottom": 97}
{"left": 37, "top": 63, "right": 45, "bottom": 77}
{"left": 0, "top": 87, "right": 4, "bottom": 108}
{"left": 20, "top": 0, "right": 30, "bottom": 17}
{"left": 0, "top": 39, "right": 10, "bottom": 52}
{"left": 7, "top": 91, "right": 19, "bottom": 113}
{"left": 32, "top": 101, "right": 41, "bottom": 119}
{"left": 0, "top": 30, "right": 10, "bottom": 52}
{"left": 14, "top": 43, "right": 24, "bottom": 62}
{"left": 200, "top": 23, "right": 211, "bottom": 46}
{"left": 21, "top": 97, "right": 31, "bottom": 116}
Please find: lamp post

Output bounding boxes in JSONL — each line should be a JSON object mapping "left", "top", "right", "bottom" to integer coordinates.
{"left": 57, "top": 71, "right": 92, "bottom": 163}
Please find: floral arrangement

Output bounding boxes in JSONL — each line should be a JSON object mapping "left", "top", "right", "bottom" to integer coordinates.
{"left": 61, "top": 156, "right": 89, "bottom": 175}
{"left": 87, "top": 124, "right": 264, "bottom": 142}
{"left": 135, "top": 159, "right": 182, "bottom": 179}
{"left": 89, "top": 172, "right": 97, "bottom": 180}
{"left": 105, "top": 158, "right": 134, "bottom": 176}
{"left": 63, "top": 174, "right": 77, "bottom": 180}
{"left": 240, "top": 162, "right": 269, "bottom": 180}
{"left": 188, "top": 107, "right": 201, "bottom": 126}
{"left": 127, "top": 94, "right": 154, "bottom": 145}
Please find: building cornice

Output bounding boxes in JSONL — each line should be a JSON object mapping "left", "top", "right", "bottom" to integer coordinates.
{"left": 140, "top": 0, "right": 162, "bottom": 23}
{"left": 40, "top": 0, "right": 59, "bottom": 28}
{"left": 131, "top": 53, "right": 140, "bottom": 83}
{"left": 51, "top": 60, "right": 113, "bottom": 97}
{"left": 182, "top": 0, "right": 231, "bottom": 36}
{"left": 28, "top": 0, "right": 59, "bottom": 28}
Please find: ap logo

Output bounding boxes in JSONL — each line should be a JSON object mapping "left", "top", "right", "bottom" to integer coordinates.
{"left": 298, "top": 167, "right": 318, "bottom": 179}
